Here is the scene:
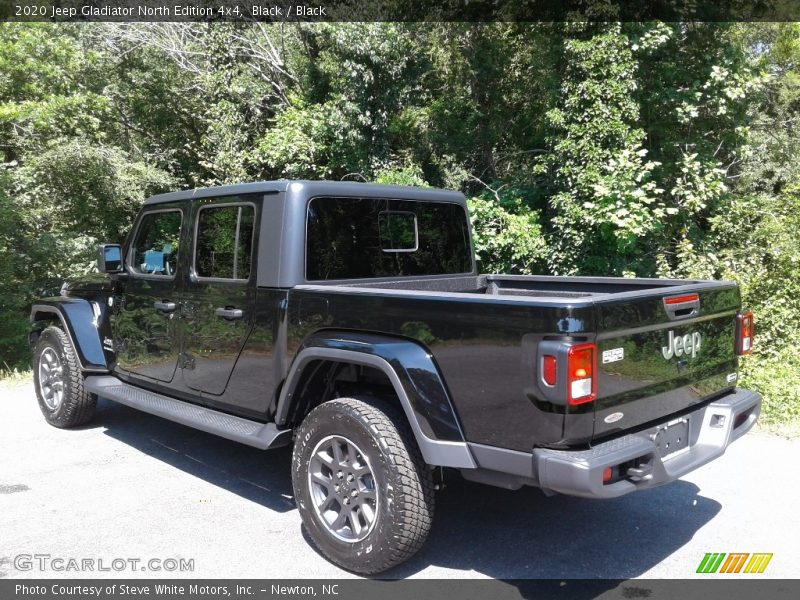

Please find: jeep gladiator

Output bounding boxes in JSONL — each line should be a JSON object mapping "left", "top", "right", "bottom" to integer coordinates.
{"left": 29, "top": 180, "right": 760, "bottom": 573}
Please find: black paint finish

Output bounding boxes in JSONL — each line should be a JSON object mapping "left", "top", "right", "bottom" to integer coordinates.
{"left": 282, "top": 329, "right": 465, "bottom": 442}
{"left": 285, "top": 285, "right": 596, "bottom": 450}
{"left": 30, "top": 298, "right": 108, "bottom": 371}
{"left": 35, "top": 181, "right": 747, "bottom": 457}
{"left": 592, "top": 286, "right": 740, "bottom": 440}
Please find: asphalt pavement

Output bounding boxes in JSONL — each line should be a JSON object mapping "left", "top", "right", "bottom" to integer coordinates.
{"left": 1, "top": 379, "right": 798, "bottom": 580}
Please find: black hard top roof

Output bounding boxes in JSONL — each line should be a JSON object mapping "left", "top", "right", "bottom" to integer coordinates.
{"left": 143, "top": 180, "right": 466, "bottom": 206}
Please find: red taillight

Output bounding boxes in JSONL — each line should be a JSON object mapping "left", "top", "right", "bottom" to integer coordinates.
{"left": 736, "top": 311, "right": 754, "bottom": 355}
{"left": 542, "top": 355, "right": 557, "bottom": 386}
{"left": 664, "top": 293, "right": 699, "bottom": 305}
{"left": 602, "top": 467, "right": 613, "bottom": 483}
{"left": 567, "top": 343, "right": 597, "bottom": 406}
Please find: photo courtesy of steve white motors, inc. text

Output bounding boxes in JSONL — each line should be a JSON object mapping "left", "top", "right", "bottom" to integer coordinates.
{"left": 14, "top": 584, "right": 341, "bottom": 597}
{"left": 14, "top": 3, "right": 328, "bottom": 18}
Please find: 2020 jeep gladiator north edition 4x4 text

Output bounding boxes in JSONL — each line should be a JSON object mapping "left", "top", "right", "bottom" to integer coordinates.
{"left": 30, "top": 181, "right": 760, "bottom": 573}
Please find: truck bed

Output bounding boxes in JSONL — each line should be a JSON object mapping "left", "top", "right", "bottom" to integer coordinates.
{"left": 316, "top": 273, "right": 724, "bottom": 301}
{"left": 293, "top": 273, "right": 740, "bottom": 449}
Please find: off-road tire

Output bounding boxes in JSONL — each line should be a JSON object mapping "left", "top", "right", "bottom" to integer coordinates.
{"left": 32, "top": 325, "right": 97, "bottom": 428}
{"left": 292, "top": 397, "right": 435, "bottom": 574}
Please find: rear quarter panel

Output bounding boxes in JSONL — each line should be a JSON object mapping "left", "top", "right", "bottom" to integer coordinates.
{"left": 287, "top": 287, "right": 595, "bottom": 451}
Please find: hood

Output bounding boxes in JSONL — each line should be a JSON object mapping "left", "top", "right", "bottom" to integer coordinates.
{"left": 61, "top": 273, "right": 113, "bottom": 297}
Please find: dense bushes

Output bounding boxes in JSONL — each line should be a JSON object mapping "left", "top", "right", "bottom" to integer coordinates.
{"left": 0, "top": 22, "right": 797, "bottom": 424}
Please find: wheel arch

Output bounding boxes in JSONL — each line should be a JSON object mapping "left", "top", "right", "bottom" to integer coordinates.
{"left": 30, "top": 299, "right": 108, "bottom": 372}
{"left": 276, "top": 332, "right": 476, "bottom": 469}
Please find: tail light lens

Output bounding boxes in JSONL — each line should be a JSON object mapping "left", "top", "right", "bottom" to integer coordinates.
{"left": 664, "top": 293, "right": 699, "bottom": 305}
{"left": 736, "top": 311, "right": 754, "bottom": 355}
{"left": 542, "top": 355, "right": 557, "bottom": 386}
{"left": 567, "top": 343, "right": 597, "bottom": 405}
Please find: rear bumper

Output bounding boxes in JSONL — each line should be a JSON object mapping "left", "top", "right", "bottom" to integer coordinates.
{"left": 533, "top": 388, "right": 761, "bottom": 498}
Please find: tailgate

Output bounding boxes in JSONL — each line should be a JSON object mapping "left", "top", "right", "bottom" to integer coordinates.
{"left": 592, "top": 284, "right": 740, "bottom": 440}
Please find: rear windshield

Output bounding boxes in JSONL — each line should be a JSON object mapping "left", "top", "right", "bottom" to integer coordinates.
{"left": 306, "top": 197, "right": 473, "bottom": 281}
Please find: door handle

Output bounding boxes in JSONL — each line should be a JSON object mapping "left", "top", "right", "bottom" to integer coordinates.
{"left": 215, "top": 307, "right": 243, "bottom": 320}
{"left": 153, "top": 301, "right": 177, "bottom": 313}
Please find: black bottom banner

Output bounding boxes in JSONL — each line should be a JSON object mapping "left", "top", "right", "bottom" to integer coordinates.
{"left": 3, "top": 579, "right": 799, "bottom": 600}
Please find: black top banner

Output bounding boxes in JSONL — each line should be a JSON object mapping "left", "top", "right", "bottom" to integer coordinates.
{"left": 3, "top": 0, "right": 800, "bottom": 23}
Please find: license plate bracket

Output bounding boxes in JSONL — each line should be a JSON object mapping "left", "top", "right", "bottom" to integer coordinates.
{"left": 655, "top": 418, "right": 690, "bottom": 459}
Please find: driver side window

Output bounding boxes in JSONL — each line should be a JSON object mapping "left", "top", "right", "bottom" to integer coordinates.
{"left": 130, "top": 210, "right": 182, "bottom": 277}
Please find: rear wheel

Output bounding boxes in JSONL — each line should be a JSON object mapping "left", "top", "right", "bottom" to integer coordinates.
{"left": 292, "top": 397, "right": 435, "bottom": 574}
{"left": 33, "top": 325, "right": 97, "bottom": 428}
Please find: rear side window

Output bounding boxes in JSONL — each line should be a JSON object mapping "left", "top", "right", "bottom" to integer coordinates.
{"left": 195, "top": 204, "right": 255, "bottom": 280}
{"left": 306, "top": 197, "right": 472, "bottom": 280}
{"left": 130, "top": 210, "right": 182, "bottom": 277}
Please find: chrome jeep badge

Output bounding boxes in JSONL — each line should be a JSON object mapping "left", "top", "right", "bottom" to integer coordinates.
{"left": 662, "top": 330, "right": 702, "bottom": 360}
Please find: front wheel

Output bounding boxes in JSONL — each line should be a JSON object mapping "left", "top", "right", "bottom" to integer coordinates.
{"left": 292, "top": 397, "right": 435, "bottom": 574}
{"left": 32, "top": 325, "right": 97, "bottom": 428}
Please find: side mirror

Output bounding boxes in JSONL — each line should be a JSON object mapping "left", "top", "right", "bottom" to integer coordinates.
{"left": 97, "top": 244, "right": 123, "bottom": 273}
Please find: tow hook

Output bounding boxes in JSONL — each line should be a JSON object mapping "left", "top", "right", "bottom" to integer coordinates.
{"left": 626, "top": 463, "right": 653, "bottom": 482}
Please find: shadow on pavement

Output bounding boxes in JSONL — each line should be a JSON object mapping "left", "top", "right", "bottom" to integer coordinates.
{"left": 391, "top": 476, "right": 718, "bottom": 581}
{"left": 92, "top": 399, "right": 720, "bottom": 582}
{"left": 94, "top": 399, "right": 295, "bottom": 513}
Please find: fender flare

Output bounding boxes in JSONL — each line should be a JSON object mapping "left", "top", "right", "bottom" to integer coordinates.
{"left": 277, "top": 333, "right": 476, "bottom": 469}
{"left": 30, "top": 299, "right": 108, "bottom": 372}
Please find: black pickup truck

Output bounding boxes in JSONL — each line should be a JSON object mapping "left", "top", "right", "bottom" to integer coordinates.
{"left": 29, "top": 180, "right": 760, "bottom": 574}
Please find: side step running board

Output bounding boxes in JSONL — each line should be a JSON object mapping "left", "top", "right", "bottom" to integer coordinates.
{"left": 84, "top": 376, "right": 292, "bottom": 450}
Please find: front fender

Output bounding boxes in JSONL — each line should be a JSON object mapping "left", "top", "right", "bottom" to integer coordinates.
{"left": 277, "top": 331, "right": 476, "bottom": 469}
{"left": 30, "top": 298, "right": 108, "bottom": 372}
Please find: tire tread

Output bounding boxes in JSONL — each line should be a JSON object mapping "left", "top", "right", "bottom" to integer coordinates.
{"left": 294, "top": 396, "right": 435, "bottom": 574}
{"left": 34, "top": 325, "right": 97, "bottom": 428}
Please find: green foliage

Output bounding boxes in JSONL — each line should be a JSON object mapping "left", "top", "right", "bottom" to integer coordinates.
{"left": 740, "top": 350, "right": 800, "bottom": 426}
{"left": 257, "top": 97, "right": 366, "bottom": 179}
{"left": 18, "top": 139, "right": 174, "bottom": 240}
{"left": 374, "top": 163, "right": 428, "bottom": 187}
{"left": 0, "top": 139, "right": 174, "bottom": 366}
{"left": 0, "top": 22, "right": 798, "bottom": 426}
{"left": 708, "top": 189, "right": 800, "bottom": 355}
{"left": 693, "top": 24, "right": 800, "bottom": 425}
{"left": 537, "top": 23, "right": 758, "bottom": 279}
{"left": 0, "top": 368, "right": 32, "bottom": 386}
{"left": 400, "top": 321, "right": 436, "bottom": 347}
{"left": 0, "top": 25, "right": 175, "bottom": 367}
{"left": 539, "top": 23, "right": 666, "bottom": 275}
{"left": 0, "top": 170, "right": 32, "bottom": 365}
{"left": 468, "top": 192, "right": 548, "bottom": 275}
